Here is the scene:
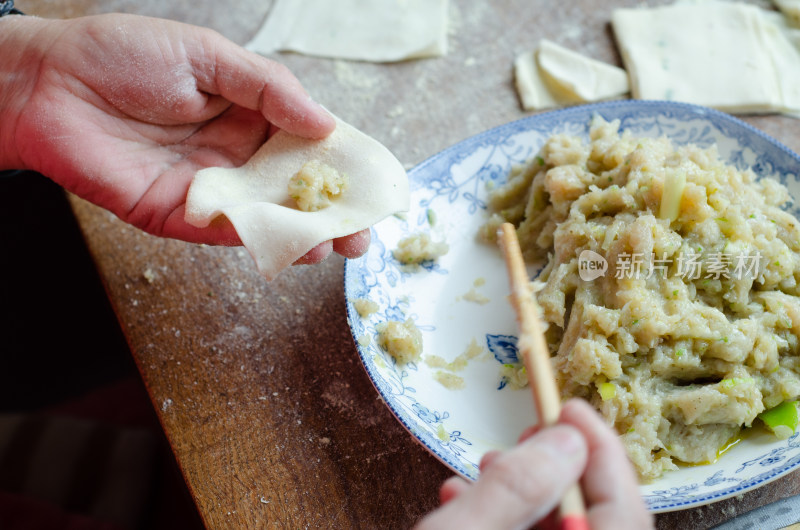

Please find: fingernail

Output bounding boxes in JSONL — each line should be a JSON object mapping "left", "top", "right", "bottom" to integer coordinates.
{"left": 536, "top": 426, "right": 586, "bottom": 463}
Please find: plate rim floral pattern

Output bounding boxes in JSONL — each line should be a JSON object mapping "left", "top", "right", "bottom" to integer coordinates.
{"left": 343, "top": 100, "right": 800, "bottom": 513}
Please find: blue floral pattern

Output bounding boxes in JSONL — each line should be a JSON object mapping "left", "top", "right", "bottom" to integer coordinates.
{"left": 343, "top": 100, "right": 800, "bottom": 513}
{"left": 486, "top": 334, "right": 520, "bottom": 365}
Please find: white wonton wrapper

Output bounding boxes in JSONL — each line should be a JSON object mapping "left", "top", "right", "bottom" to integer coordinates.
{"left": 185, "top": 118, "right": 410, "bottom": 280}
{"left": 514, "top": 50, "right": 559, "bottom": 111}
{"left": 514, "top": 39, "right": 629, "bottom": 111}
{"left": 612, "top": 1, "right": 800, "bottom": 116}
{"left": 246, "top": 0, "right": 449, "bottom": 62}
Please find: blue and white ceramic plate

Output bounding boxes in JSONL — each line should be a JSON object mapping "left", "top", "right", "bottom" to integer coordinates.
{"left": 344, "top": 100, "right": 800, "bottom": 513}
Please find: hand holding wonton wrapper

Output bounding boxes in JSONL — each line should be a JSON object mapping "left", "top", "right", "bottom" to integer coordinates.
{"left": 185, "top": 116, "right": 410, "bottom": 280}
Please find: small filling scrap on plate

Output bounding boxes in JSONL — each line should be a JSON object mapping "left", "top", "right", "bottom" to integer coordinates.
{"left": 483, "top": 116, "right": 800, "bottom": 480}
{"left": 392, "top": 232, "right": 450, "bottom": 266}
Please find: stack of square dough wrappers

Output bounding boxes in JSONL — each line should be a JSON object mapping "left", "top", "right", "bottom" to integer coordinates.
{"left": 614, "top": 0, "right": 800, "bottom": 116}
{"left": 517, "top": 0, "right": 800, "bottom": 117}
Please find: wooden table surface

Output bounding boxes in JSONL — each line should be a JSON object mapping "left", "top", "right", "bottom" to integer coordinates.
{"left": 25, "top": 0, "right": 800, "bottom": 528}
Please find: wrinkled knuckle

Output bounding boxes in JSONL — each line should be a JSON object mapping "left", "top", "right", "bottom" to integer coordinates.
{"left": 126, "top": 204, "right": 166, "bottom": 237}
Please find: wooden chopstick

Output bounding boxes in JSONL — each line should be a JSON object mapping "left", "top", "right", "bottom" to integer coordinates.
{"left": 497, "top": 222, "right": 589, "bottom": 530}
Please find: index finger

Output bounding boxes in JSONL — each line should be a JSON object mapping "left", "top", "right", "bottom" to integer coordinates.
{"left": 415, "top": 425, "right": 587, "bottom": 530}
{"left": 559, "top": 399, "right": 653, "bottom": 529}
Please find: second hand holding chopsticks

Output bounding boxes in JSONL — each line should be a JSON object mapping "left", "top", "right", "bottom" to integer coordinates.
{"left": 497, "top": 222, "right": 589, "bottom": 530}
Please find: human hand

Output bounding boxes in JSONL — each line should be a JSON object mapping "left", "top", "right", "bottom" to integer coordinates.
{"left": 0, "top": 13, "right": 368, "bottom": 262}
{"left": 414, "top": 399, "right": 653, "bottom": 530}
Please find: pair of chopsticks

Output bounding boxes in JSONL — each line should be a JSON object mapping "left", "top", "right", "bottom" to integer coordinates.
{"left": 497, "top": 223, "right": 589, "bottom": 530}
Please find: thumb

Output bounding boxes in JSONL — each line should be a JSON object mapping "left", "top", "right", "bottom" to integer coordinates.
{"left": 415, "top": 425, "right": 588, "bottom": 530}
{"left": 188, "top": 27, "right": 335, "bottom": 139}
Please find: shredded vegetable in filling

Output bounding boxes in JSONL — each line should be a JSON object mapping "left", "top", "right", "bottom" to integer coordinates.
{"left": 483, "top": 116, "right": 800, "bottom": 480}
